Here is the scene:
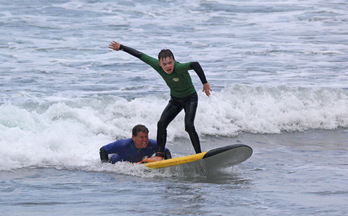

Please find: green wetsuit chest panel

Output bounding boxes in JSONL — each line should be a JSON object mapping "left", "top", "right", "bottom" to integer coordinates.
{"left": 141, "top": 54, "right": 196, "bottom": 98}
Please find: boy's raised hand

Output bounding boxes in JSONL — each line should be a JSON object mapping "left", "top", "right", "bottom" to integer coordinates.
{"left": 109, "top": 41, "right": 121, "bottom": 51}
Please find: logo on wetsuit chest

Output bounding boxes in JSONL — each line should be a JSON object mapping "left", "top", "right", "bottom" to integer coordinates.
{"left": 173, "top": 78, "right": 179, "bottom": 82}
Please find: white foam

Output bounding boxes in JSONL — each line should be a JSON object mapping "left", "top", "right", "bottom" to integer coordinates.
{"left": 197, "top": 85, "right": 348, "bottom": 135}
{"left": 1, "top": 85, "right": 347, "bottom": 171}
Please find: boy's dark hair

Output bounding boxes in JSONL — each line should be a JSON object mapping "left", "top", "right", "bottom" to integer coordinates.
{"left": 158, "top": 49, "right": 175, "bottom": 61}
{"left": 132, "top": 124, "right": 149, "bottom": 136}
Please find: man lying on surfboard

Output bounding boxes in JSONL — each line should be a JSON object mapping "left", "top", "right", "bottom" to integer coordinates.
{"left": 99, "top": 125, "right": 171, "bottom": 163}
{"left": 109, "top": 41, "right": 212, "bottom": 162}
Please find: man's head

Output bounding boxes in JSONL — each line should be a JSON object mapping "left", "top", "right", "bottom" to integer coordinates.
{"left": 158, "top": 49, "right": 175, "bottom": 74}
{"left": 132, "top": 124, "right": 149, "bottom": 149}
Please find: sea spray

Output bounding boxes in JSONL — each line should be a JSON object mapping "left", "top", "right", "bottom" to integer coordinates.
{"left": 1, "top": 85, "right": 347, "bottom": 171}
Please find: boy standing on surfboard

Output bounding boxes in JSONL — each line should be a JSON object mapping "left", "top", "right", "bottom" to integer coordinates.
{"left": 109, "top": 41, "right": 212, "bottom": 162}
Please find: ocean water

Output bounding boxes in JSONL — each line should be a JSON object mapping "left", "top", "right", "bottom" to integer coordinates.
{"left": 1, "top": 0, "right": 348, "bottom": 215}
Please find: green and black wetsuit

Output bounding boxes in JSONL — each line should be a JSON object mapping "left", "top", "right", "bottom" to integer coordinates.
{"left": 119, "top": 44, "right": 208, "bottom": 156}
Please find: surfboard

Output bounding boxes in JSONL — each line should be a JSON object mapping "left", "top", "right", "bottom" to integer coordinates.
{"left": 143, "top": 144, "right": 252, "bottom": 169}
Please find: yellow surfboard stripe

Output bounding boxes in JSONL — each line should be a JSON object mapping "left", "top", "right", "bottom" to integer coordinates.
{"left": 144, "top": 152, "right": 207, "bottom": 169}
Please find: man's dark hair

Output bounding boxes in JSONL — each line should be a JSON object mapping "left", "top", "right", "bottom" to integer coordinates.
{"left": 158, "top": 49, "right": 175, "bottom": 61}
{"left": 132, "top": 124, "right": 149, "bottom": 136}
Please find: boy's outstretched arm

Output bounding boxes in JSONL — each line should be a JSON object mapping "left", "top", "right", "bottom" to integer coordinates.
{"left": 109, "top": 41, "right": 143, "bottom": 59}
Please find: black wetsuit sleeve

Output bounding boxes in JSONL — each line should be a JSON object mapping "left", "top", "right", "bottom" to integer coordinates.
{"left": 190, "top": 62, "right": 208, "bottom": 84}
{"left": 120, "top": 44, "right": 143, "bottom": 59}
{"left": 99, "top": 147, "right": 109, "bottom": 163}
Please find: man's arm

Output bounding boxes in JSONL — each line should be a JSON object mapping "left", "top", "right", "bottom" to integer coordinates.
{"left": 190, "top": 62, "right": 212, "bottom": 96}
{"left": 109, "top": 41, "right": 143, "bottom": 59}
{"left": 99, "top": 147, "right": 109, "bottom": 163}
{"left": 99, "top": 139, "right": 129, "bottom": 163}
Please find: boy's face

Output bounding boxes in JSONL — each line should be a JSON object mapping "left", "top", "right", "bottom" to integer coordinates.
{"left": 159, "top": 57, "right": 175, "bottom": 74}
